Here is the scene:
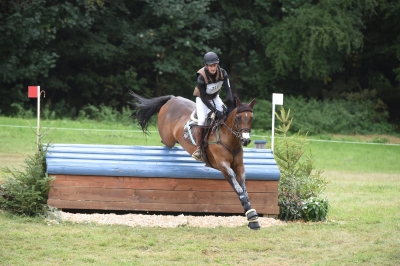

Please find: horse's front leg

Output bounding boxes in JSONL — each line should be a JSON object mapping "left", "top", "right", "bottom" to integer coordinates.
{"left": 220, "top": 162, "right": 260, "bottom": 230}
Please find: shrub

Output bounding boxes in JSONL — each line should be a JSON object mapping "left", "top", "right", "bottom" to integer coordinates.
{"left": 273, "top": 107, "right": 329, "bottom": 222}
{"left": 10, "top": 103, "right": 35, "bottom": 118}
{"left": 300, "top": 197, "right": 329, "bottom": 222}
{"left": 282, "top": 96, "right": 394, "bottom": 134}
{"left": 370, "top": 137, "right": 390, "bottom": 144}
{"left": 250, "top": 96, "right": 395, "bottom": 134}
{"left": 251, "top": 98, "right": 272, "bottom": 130}
{"left": 77, "top": 104, "right": 133, "bottom": 125}
{"left": 6, "top": 96, "right": 397, "bottom": 134}
{"left": 0, "top": 146, "right": 54, "bottom": 216}
{"left": 278, "top": 197, "right": 303, "bottom": 221}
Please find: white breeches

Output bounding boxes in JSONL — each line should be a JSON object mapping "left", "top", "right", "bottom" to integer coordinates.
{"left": 196, "top": 95, "right": 225, "bottom": 126}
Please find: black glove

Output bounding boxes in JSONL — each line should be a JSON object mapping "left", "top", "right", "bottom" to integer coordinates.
{"left": 215, "top": 110, "right": 223, "bottom": 119}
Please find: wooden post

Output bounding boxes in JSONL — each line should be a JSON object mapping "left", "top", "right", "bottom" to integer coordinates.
{"left": 254, "top": 140, "right": 267, "bottom": 149}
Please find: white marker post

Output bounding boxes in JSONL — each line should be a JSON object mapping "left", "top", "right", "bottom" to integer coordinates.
{"left": 28, "top": 86, "right": 42, "bottom": 154}
{"left": 271, "top": 93, "right": 283, "bottom": 153}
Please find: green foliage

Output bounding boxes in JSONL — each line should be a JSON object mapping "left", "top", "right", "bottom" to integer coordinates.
{"left": 77, "top": 104, "right": 132, "bottom": 124}
{"left": 0, "top": 0, "right": 220, "bottom": 116}
{"left": 283, "top": 96, "right": 394, "bottom": 134}
{"left": 274, "top": 107, "right": 329, "bottom": 221}
{"left": 0, "top": 146, "right": 54, "bottom": 216}
{"left": 278, "top": 198, "right": 303, "bottom": 221}
{"left": 251, "top": 98, "right": 272, "bottom": 130}
{"left": 265, "top": 2, "right": 365, "bottom": 80}
{"left": 301, "top": 197, "right": 329, "bottom": 222}
{"left": 7, "top": 94, "right": 396, "bottom": 136}
{"left": 251, "top": 96, "right": 394, "bottom": 134}
{"left": 0, "top": 0, "right": 399, "bottom": 130}
{"left": 370, "top": 137, "right": 390, "bottom": 144}
{"left": 10, "top": 103, "right": 35, "bottom": 119}
{"left": 77, "top": 104, "right": 135, "bottom": 125}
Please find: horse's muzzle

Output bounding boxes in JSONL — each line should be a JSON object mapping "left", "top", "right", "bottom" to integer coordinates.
{"left": 241, "top": 132, "right": 251, "bottom": 147}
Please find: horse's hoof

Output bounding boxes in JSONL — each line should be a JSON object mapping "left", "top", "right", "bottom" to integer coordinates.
{"left": 248, "top": 221, "right": 261, "bottom": 230}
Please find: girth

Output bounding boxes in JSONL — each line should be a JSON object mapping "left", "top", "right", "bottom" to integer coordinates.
{"left": 193, "top": 119, "right": 242, "bottom": 169}
{"left": 207, "top": 126, "right": 243, "bottom": 157}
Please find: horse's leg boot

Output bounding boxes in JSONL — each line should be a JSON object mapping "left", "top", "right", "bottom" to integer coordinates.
{"left": 192, "top": 127, "right": 203, "bottom": 161}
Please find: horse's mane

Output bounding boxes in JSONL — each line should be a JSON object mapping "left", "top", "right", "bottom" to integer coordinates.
{"left": 224, "top": 94, "right": 237, "bottom": 115}
{"left": 226, "top": 94, "right": 253, "bottom": 114}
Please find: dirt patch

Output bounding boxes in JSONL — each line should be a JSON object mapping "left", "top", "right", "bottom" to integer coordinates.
{"left": 59, "top": 211, "right": 285, "bottom": 228}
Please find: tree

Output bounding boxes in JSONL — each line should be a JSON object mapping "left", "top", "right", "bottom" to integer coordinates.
{"left": 0, "top": 0, "right": 399, "bottom": 127}
{"left": 0, "top": 0, "right": 221, "bottom": 116}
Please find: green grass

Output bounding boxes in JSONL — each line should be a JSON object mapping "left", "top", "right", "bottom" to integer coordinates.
{"left": 1, "top": 170, "right": 399, "bottom": 266}
{"left": 308, "top": 141, "right": 400, "bottom": 173}
{"left": 1, "top": 116, "right": 400, "bottom": 265}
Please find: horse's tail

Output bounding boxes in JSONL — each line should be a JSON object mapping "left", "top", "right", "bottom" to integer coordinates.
{"left": 129, "top": 90, "right": 174, "bottom": 133}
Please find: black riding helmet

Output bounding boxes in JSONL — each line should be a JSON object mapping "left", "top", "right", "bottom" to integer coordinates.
{"left": 204, "top": 52, "right": 219, "bottom": 65}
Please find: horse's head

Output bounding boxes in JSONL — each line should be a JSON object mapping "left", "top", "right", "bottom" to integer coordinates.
{"left": 235, "top": 97, "right": 256, "bottom": 146}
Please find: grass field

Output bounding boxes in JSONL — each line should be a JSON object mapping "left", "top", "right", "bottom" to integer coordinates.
{"left": 1, "top": 116, "right": 400, "bottom": 265}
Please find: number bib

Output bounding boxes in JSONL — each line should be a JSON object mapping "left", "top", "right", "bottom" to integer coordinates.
{"left": 206, "top": 81, "right": 223, "bottom": 95}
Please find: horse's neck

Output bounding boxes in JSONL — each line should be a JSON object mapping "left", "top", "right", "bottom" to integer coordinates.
{"left": 225, "top": 108, "right": 237, "bottom": 128}
{"left": 218, "top": 108, "right": 240, "bottom": 145}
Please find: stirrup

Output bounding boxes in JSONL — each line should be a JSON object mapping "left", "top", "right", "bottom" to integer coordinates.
{"left": 192, "top": 149, "right": 202, "bottom": 161}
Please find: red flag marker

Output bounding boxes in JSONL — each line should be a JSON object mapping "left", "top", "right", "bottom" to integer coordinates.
{"left": 28, "top": 86, "right": 39, "bottom": 98}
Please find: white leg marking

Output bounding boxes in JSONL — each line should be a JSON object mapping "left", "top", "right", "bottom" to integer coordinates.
{"left": 240, "top": 172, "right": 246, "bottom": 181}
{"left": 240, "top": 172, "right": 249, "bottom": 198}
{"left": 222, "top": 162, "right": 243, "bottom": 194}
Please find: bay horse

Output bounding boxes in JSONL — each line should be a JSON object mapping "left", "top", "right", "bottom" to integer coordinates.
{"left": 129, "top": 91, "right": 260, "bottom": 230}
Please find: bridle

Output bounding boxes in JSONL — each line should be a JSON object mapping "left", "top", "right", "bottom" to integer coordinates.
{"left": 222, "top": 110, "right": 252, "bottom": 137}
{"left": 221, "top": 120, "right": 241, "bottom": 138}
{"left": 206, "top": 108, "right": 253, "bottom": 158}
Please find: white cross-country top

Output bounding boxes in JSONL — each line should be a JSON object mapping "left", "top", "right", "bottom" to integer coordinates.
{"left": 206, "top": 80, "right": 224, "bottom": 95}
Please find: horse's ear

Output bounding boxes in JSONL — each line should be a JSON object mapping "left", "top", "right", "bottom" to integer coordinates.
{"left": 236, "top": 97, "right": 242, "bottom": 107}
{"left": 249, "top": 98, "right": 256, "bottom": 109}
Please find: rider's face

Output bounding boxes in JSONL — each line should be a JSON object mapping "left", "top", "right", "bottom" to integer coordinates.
{"left": 206, "top": 63, "right": 218, "bottom": 74}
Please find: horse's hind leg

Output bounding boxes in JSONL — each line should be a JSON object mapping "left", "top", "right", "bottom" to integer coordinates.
{"left": 159, "top": 129, "right": 176, "bottom": 148}
{"left": 220, "top": 162, "right": 260, "bottom": 230}
{"left": 157, "top": 109, "right": 178, "bottom": 148}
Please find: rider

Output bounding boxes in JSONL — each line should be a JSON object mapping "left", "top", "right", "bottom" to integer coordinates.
{"left": 192, "top": 51, "right": 234, "bottom": 161}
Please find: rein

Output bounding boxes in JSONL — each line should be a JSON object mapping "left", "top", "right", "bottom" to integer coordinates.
{"left": 221, "top": 121, "right": 241, "bottom": 138}
{"left": 221, "top": 119, "right": 251, "bottom": 138}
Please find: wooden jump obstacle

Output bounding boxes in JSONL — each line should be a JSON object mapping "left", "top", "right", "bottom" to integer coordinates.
{"left": 46, "top": 144, "right": 280, "bottom": 215}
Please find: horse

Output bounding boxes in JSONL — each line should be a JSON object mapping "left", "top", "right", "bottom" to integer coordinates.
{"left": 129, "top": 91, "right": 260, "bottom": 230}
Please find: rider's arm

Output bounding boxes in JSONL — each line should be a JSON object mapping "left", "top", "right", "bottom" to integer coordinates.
{"left": 222, "top": 70, "right": 234, "bottom": 106}
{"left": 197, "top": 75, "right": 218, "bottom": 112}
